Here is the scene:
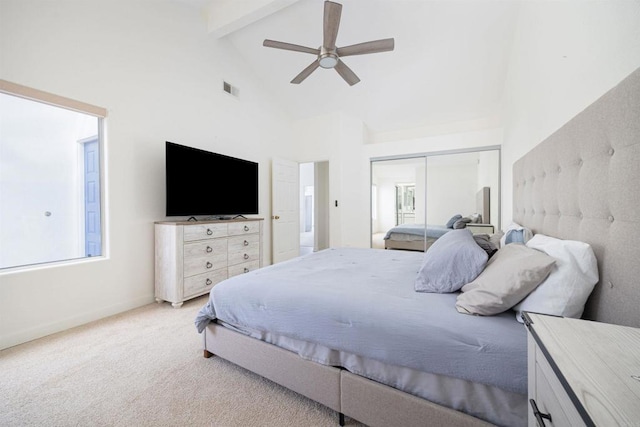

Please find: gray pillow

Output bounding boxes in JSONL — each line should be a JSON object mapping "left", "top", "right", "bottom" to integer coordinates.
{"left": 456, "top": 244, "right": 556, "bottom": 316}
{"left": 473, "top": 234, "right": 498, "bottom": 258}
{"left": 453, "top": 217, "right": 472, "bottom": 229}
{"left": 445, "top": 214, "right": 462, "bottom": 229}
{"left": 415, "top": 229, "right": 489, "bottom": 293}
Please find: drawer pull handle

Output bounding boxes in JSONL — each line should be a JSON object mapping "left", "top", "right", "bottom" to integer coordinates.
{"left": 244, "top": 267, "right": 249, "bottom": 273}
{"left": 206, "top": 278, "right": 212, "bottom": 286}
{"left": 206, "top": 246, "right": 213, "bottom": 253}
{"left": 244, "top": 225, "right": 249, "bottom": 231}
{"left": 244, "top": 254, "right": 249, "bottom": 260}
{"left": 206, "top": 228, "right": 213, "bottom": 235}
{"left": 206, "top": 262, "right": 212, "bottom": 269}
{"left": 530, "top": 399, "right": 552, "bottom": 426}
{"left": 243, "top": 240, "right": 249, "bottom": 246}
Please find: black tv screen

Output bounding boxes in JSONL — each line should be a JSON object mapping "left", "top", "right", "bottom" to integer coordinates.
{"left": 165, "top": 141, "right": 258, "bottom": 217}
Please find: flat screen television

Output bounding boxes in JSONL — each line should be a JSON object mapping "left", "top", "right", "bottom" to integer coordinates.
{"left": 165, "top": 141, "right": 258, "bottom": 217}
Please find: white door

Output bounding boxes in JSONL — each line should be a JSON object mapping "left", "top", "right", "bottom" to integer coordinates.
{"left": 272, "top": 157, "right": 300, "bottom": 263}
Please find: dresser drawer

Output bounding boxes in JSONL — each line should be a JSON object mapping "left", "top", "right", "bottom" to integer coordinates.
{"left": 184, "top": 268, "right": 228, "bottom": 298}
{"left": 183, "top": 223, "right": 228, "bottom": 242}
{"left": 228, "top": 221, "right": 260, "bottom": 236}
{"left": 184, "top": 238, "right": 227, "bottom": 260}
{"left": 228, "top": 234, "right": 260, "bottom": 265}
{"left": 228, "top": 260, "right": 260, "bottom": 277}
{"left": 184, "top": 251, "right": 227, "bottom": 277}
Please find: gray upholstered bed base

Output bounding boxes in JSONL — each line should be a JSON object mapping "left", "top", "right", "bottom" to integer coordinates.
{"left": 384, "top": 237, "right": 436, "bottom": 251}
{"left": 204, "top": 323, "right": 492, "bottom": 427}
{"left": 203, "top": 66, "right": 640, "bottom": 426}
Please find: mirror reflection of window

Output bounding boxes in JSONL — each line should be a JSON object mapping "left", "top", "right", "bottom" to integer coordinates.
{"left": 395, "top": 183, "right": 416, "bottom": 225}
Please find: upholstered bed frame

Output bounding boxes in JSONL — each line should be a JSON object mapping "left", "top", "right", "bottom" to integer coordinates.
{"left": 203, "top": 66, "right": 640, "bottom": 426}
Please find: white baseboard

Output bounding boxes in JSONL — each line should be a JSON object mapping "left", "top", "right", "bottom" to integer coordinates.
{"left": 0, "top": 295, "right": 154, "bottom": 350}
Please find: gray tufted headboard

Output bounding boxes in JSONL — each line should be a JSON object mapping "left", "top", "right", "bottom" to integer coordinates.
{"left": 513, "top": 67, "right": 640, "bottom": 328}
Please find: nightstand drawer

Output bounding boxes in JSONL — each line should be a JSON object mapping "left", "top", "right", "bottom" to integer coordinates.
{"left": 467, "top": 224, "right": 494, "bottom": 234}
{"left": 531, "top": 347, "right": 584, "bottom": 427}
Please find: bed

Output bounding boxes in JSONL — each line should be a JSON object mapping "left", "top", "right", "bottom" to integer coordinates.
{"left": 194, "top": 66, "right": 640, "bottom": 427}
{"left": 382, "top": 223, "right": 450, "bottom": 251}
{"left": 384, "top": 187, "right": 492, "bottom": 252}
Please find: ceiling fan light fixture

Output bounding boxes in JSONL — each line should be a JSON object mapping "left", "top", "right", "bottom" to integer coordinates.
{"left": 318, "top": 46, "right": 338, "bottom": 69}
{"left": 319, "top": 52, "right": 338, "bottom": 69}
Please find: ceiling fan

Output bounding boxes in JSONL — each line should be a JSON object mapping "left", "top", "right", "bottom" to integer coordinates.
{"left": 263, "top": 0, "right": 395, "bottom": 86}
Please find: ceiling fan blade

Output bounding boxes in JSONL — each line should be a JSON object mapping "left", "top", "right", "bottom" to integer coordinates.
{"left": 323, "top": 1, "right": 342, "bottom": 50}
{"left": 334, "top": 60, "right": 360, "bottom": 86}
{"left": 337, "top": 38, "right": 395, "bottom": 57}
{"left": 291, "top": 60, "right": 321, "bottom": 84}
{"left": 263, "top": 39, "right": 319, "bottom": 55}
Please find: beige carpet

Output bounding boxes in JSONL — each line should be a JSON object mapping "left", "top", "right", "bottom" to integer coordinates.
{"left": 0, "top": 295, "right": 364, "bottom": 426}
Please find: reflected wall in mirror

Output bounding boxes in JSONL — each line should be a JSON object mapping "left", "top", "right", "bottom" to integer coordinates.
{"left": 371, "top": 148, "right": 500, "bottom": 252}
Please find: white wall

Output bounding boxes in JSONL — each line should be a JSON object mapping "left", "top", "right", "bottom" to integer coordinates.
{"left": 0, "top": 0, "right": 296, "bottom": 349}
{"left": 294, "top": 114, "right": 504, "bottom": 248}
{"left": 501, "top": 0, "right": 640, "bottom": 226}
{"left": 426, "top": 162, "right": 478, "bottom": 225}
{"left": 477, "top": 150, "right": 500, "bottom": 227}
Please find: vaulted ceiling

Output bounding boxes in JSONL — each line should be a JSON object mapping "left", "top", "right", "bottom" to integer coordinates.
{"left": 188, "top": 0, "right": 522, "bottom": 138}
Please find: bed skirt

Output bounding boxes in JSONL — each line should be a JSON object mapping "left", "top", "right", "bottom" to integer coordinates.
{"left": 203, "top": 322, "right": 513, "bottom": 427}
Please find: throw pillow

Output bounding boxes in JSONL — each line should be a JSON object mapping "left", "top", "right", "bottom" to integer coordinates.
{"left": 473, "top": 234, "right": 498, "bottom": 258}
{"left": 445, "top": 214, "right": 463, "bottom": 229}
{"left": 415, "top": 229, "right": 488, "bottom": 293}
{"left": 500, "top": 222, "right": 533, "bottom": 247}
{"left": 455, "top": 244, "right": 556, "bottom": 316}
{"left": 453, "top": 217, "right": 472, "bottom": 229}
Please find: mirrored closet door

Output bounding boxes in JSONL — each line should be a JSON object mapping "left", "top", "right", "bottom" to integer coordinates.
{"left": 371, "top": 147, "right": 500, "bottom": 252}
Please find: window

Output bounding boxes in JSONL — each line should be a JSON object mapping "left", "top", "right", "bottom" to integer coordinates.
{"left": 0, "top": 80, "right": 107, "bottom": 270}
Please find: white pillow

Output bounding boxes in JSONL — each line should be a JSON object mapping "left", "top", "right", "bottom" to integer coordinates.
{"left": 513, "top": 234, "right": 599, "bottom": 322}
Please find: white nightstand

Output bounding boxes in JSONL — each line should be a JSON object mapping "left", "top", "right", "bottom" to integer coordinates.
{"left": 466, "top": 224, "right": 495, "bottom": 234}
{"left": 524, "top": 312, "right": 640, "bottom": 426}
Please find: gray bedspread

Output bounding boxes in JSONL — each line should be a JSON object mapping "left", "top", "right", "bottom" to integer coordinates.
{"left": 383, "top": 223, "right": 450, "bottom": 240}
{"left": 195, "top": 247, "right": 527, "bottom": 395}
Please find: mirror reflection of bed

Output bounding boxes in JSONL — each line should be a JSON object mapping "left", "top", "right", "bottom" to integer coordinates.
{"left": 384, "top": 187, "right": 492, "bottom": 251}
{"left": 371, "top": 149, "right": 500, "bottom": 252}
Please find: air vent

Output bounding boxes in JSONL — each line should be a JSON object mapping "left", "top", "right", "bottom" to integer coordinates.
{"left": 223, "top": 81, "right": 239, "bottom": 97}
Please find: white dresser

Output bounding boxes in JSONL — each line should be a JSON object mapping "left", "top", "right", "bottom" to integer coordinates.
{"left": 524, "top": 312, "right": 640, "bottom": 427}
{"left": 154, "top": 218, "right": 263, "bottom": 307}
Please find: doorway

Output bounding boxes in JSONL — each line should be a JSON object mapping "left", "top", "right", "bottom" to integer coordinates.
{"left": 299, "top": 161, "right": 329, "bottom": 256}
